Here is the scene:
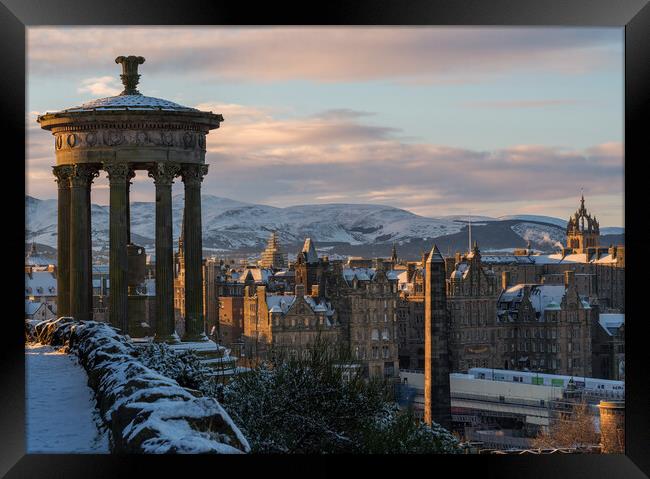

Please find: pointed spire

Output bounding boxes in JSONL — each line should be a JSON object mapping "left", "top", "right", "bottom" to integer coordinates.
{"left": 391, "top": 242, "right": 398, "bottom": 263}
{"left": 179, "top": 209, "right": 185, "bottom": 255}
{"left": 426, "top": 244, "right": 444, "bottom": 263}
{"left": 468, "top": 214, "right": 472, "bottom": 253}
{"left": 301, "top": 237, "right": 318, "bottom": 263}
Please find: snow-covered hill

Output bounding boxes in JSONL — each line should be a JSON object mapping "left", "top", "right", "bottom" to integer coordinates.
{"left": 25, "top": 195, "right": 624, "bottom": 257}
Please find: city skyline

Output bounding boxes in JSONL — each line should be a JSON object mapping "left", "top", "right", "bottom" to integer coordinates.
{"left": 27, "top": 27, "right": 624, "bottom": 226}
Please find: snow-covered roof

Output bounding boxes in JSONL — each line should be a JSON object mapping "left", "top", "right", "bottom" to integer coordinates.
{"left": 25, "top": 271, "right": 57, "bottom": 296}
{"left": 385, "top": 270, "right": 400, "bottom": 280}
{"left": 303, "top": 295, "right": 335, "bottom": 316}
{"left": 266, "top": 294, "right": 335, "bottom": 316}
{"left": 450, "top": 262, "right": 470, "bottom": 280}
{"left": 25, "top": 300, "right": 46, "bottom": 315}
{"left": 55, "top": 94, "right": 198, "bottom": 113}
{"left": 598, "top": 314, "right": 624, "bottom": 336}
{"left": 483, "top": 252, "right": 619, "bottom": 266}
{"left": 499, "top": 284, "right": 567, "bottom": 317}
{"left": 238, "top": 267, "right": 273, "bottom": 284}
{"left": 266, "top": 295, "right": 296, "bottom": 314}
{"left": 395, "top": 270, "right": 410, "bottom": 285}
{"left": 272, "top": 269, "right": 295, "bottom": 278}
{"left": 343, "top": 267, "right": 375, "bottom": 282}
{"left": 25, "top": 254, "right": 52, "bottom": 266}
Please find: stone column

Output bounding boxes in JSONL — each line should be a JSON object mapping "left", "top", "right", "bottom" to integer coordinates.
{"left": 104, "top": 162, "right": 133, "bottom": 332}
{"left": 69, "top": 164, "right": 98, "bottom": 322}
{"left": 148, "top": 162, "right": 180, "bottom": 342}
{"left": 53, "top": 165, "right": 74, "bottom": 318}
{"left": 180, "top": 164, "right": 209, "bottom": 341}
{"left": 424, "top": 244, "right": 452, "bottom": 430}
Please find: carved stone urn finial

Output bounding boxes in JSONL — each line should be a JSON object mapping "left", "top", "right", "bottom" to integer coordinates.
{"left": 115, "top": 55, "right": 146, "bottom": 95}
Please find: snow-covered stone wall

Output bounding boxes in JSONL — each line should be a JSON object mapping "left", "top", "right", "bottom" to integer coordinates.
{"left": 26, "top": 318, "right": 250, "bottom": 454}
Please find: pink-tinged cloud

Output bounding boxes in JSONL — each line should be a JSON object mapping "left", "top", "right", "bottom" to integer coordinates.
{"left": 26, "top": 101, "right": 623, "bottom": 225}
{"left": 27, "top": 27, "right": 621, "bottom": 83}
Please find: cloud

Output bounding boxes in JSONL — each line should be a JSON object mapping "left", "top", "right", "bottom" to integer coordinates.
{"left": 25, "top": 99, "right": 623, "bottom": 225}
{"left": 78, "top": 76, "right": 122, "bottom": 96}
{"left": 27, "top": 27, "right": 621, "bottom": 84}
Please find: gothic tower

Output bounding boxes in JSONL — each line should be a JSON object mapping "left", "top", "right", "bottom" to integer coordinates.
{"left": 566, "top": 194, "right": 600, "bottom": 253}
{"left": 424, "top": 244, "right": 452, "bottom": 429}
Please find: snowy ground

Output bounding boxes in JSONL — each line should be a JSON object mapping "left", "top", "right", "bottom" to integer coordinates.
{"left": 25, "top": 343, "right": 109, "bottom": 453}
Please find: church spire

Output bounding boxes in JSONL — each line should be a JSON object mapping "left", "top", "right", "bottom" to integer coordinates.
{"left": 391, "top": 242, "right": 398, "bottom": 264}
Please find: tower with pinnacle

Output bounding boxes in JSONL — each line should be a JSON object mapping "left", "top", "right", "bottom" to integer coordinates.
{"left": 259, "top": 231, "right": 287, "bottom": 269}
{"left": 424, "top": 244, "right": 452, "bottom": 429}
{"left": 566, "top": 193, "right": 600, "bottom": 253}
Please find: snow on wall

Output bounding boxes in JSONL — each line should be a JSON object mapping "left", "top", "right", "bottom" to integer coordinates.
{"left": 26, "top": 318, "right": 250, "bottom": 454}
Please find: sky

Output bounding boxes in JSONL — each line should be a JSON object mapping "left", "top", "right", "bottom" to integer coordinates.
{"left": 26, "top": 27, "right": 624, "bottom": 226}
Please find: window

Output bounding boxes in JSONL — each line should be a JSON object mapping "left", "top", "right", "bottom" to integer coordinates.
{"left": 372, "top": 347, "right": 379, "bottom": 359}
{"left": 371, "top": 329, "right": 379, "bottom": 341}
{"left": 382, "top": 346, "right": 389, "bottom": 359}
{"left": 382, "top": 328, "right": 390, "bottom": 340}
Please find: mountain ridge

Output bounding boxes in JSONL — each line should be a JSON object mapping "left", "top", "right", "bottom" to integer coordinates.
{"left": 25, "top": 194, "right": 624, "bottom": 260}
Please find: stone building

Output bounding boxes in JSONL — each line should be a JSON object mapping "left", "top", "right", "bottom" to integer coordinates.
{"left": 242, "top": 284, "right": 339, "bottom": 360}
{"left": 446, "top": 243, "right": 500, "bottom": 372}
{"left": 24, "top": 269, "right": 57, "bottom": 314}
{"left": 25, "top": 300, "right": 56, "bottom": 321}
{"left": 295, "top": 238, "right": 329, "bottom": 297}
{"left": 495, "top": 271, "right": 594, "bottom": 377}
{"left": 396, "top": 262, "right": 426, "bottom": 369}
{"left": 591, "top": 313, "right": 624, "bottom": 380}
{"left": 327, "top": 258, "right": 401, "bottom": 379}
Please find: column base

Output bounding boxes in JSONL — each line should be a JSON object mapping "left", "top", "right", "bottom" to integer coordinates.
{"left": 182, "top": 332, "right": 209, "bottom": 342}
{"left": 154, "top": 331, "right": 181, "bottom": 344}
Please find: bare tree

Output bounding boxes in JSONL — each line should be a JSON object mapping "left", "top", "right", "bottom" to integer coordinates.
{"left": 533, "top": 400, "right": 599, "bottom": 450}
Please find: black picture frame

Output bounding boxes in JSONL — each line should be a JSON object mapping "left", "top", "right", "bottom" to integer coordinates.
{"left": 3, "top": 1, "right": 648, "bottom": 477}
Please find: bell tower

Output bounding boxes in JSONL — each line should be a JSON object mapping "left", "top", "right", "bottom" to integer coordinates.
{"left": 566, "top": 193, "right": 600, "bottom": 253}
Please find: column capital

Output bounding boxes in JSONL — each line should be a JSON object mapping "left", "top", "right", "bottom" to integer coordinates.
{"left": 69, "top": 164, "right": 100, "bottom": 188}
{"left": 180, "top": 163, "right": 209, "bottom": 186}
{"left": 103, "top": 161, "right": 135, "bottom": 183}
{"left": 148, "top": 162, "right": 180, "bottom": 186}
{"left": 52, "top": 165, "right": 75, "bottom": 186}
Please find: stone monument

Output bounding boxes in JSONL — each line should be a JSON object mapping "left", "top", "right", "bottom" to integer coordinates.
{"left": 38, "top": 55, "right": 223, "bottom": 343}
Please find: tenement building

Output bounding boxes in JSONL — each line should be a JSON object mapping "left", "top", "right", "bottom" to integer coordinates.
{"left": 446, "top": 243, "right": 500, "bottom": 371}
{"left": 328, "top": 257, "right": 401, "bottom": 379}
{"left": 495, "top": 270, "right": 594, "bottom": 377}
{"left": 242, "top": 284, "right": 339, "bottom": 360}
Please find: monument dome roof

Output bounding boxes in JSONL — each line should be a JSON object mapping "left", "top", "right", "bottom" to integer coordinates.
{"left": 59, "top": 94, "right": 199, "bottom": 113}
